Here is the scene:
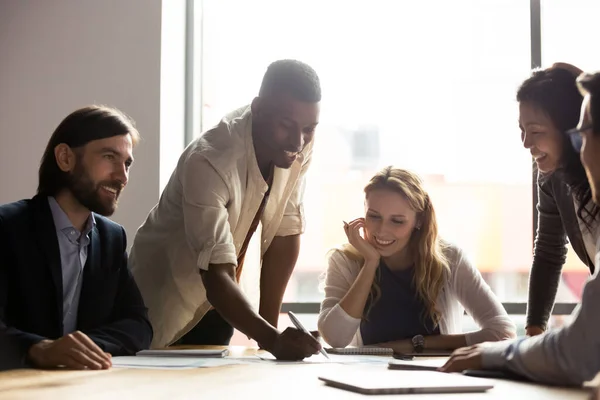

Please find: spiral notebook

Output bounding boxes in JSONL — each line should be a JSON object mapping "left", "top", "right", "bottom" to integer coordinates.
{"left": 325, "top": 347, "right": 393, "bottom": 356}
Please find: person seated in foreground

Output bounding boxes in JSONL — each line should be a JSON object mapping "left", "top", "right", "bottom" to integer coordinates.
{"left": 0, "top": 105, "right": 152, "bottom": 369}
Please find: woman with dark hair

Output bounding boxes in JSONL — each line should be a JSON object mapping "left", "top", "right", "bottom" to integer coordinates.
{"left": 518, "top": 64, "right": 600, "bottom": 336}
{"left": 440, "top": 71, "right": 600, "bottom": 388}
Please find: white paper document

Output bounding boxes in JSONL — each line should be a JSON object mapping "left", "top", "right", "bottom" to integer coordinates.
{"left": 136, "top": 349, "right": 227, "bottom": 358}
{"left": 112, "top": 356, "right": 246, "bottom": 370}
{"left": 256, "top": 352, "right": 390, "bottom": 364}
{"left": 112, "top": 351, "right": 391, "bottom": 369}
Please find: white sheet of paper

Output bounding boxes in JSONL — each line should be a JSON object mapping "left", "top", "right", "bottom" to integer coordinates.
{"left": 256, "top": 352, "right": 389, "bottom": 364}
{"left": 113, "top": 352, "right": 392, "bottom": 369}
{"left": 137, "top": 349, "right": 227, "bottom": 357}
{"left": 112, "top": 356, "right": 248, "bottom": 369}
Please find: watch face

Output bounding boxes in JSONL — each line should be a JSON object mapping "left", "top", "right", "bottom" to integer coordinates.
{"left": 412, "top": 335, "right": 424, "bottom": 345}
{"left": 412, "top": 335, "right": 424, "bottom": 352}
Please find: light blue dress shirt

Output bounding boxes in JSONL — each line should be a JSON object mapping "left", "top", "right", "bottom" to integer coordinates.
{"left": 48, "top": 197, "right": 95, "bottom": 335}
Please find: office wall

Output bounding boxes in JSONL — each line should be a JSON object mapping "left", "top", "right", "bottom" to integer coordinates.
{"left": 0, "top": 0, "right": 185, "bottom": 241}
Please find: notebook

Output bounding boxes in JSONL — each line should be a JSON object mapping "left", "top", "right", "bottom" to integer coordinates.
{"left": 318, "top": 368, "right": 494, "bottom": 395}
{"left": 136, "top": 349, "right": 228, "bottom": 358}
{"left": 388, "top": 358, "right": 447, "bottom": 371}
{"left": 325, "top": 347, "right": 393, "bottom": 356}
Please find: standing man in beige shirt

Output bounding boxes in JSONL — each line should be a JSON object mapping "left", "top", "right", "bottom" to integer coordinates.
{"left": 129, "top": 60, "right": 322, "bottom": 360}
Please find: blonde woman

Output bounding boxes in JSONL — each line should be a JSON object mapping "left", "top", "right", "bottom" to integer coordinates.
{"left": 318, "top": 167, "right": 516, "bottom": 353}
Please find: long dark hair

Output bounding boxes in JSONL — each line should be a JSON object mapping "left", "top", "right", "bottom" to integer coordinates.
{"left": 578, "top": 72, "right": 600, "bottom": 135}
{"left": 517, "top": 68, "right": 599, "bottom": 230}
{"left": 38, "top": 105, "right": 139, "bottom": 196}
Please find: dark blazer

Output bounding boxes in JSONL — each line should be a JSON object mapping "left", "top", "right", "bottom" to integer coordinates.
{"left": 0, "top": 195, "right": 152, "bottom": 366}
{"left": 527, "top": 173, "right": 595, "bottom": 329}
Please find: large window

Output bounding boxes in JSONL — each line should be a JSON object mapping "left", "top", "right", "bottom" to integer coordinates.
{"left": 189, "top": 0, "right": 594, "bottom": 342}
{"left": 541, "top": 0, "right": 600, "bottom": 72}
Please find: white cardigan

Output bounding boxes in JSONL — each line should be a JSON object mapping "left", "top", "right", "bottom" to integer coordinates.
{"left": 318, "top": 244, "right": 516, "bottom": 348}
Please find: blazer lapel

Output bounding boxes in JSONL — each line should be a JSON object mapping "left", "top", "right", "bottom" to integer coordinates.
{"left": 33, "top": 196, "right": 64, "bottom": 326}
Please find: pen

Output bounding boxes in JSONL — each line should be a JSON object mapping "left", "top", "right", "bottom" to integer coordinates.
{"left": 287, "top": 311, "right": 330, "bottom": 359}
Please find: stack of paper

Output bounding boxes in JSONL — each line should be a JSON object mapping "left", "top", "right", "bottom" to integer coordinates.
{"left": 136, "top": 349, "right": 228, "bottom": 358}
{"left": 112, "top": 356, "right": 210, "bottom": 369}
{"left": 112, "top": 348, "right": 234, "bottom": 369}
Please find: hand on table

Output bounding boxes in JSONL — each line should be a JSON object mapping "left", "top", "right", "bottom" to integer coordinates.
{"left": 28, "top": 331, "right": 112, "bottom": 370}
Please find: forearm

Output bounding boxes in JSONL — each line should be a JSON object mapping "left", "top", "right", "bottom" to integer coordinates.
{"left": 484, "top": 268, "right": 600, "bottom": 386}
{"left": 0, "top": 325, "right": 46, "bottom": 368}
{"left": 380, "top": 334, "right": 467, "bottom": 353}
{"left": 339, "top": 261, "right": 378, "bottom": 319}
{"left": 0, "top": 322, "right": 47, "bottom": 355}
{"left": 528, "top": 181, "right": 568, "bottom": 329}
{"left": 0, "top": 329, "right": 28, "bottom": 369}
{"left": 84, "top": 317, "right": 153, "bottom": 355}
{"left": 85, "top": 261, "right": 154, "bottom": 355}
{"left": 204, "top": 265, "right": 278, "bottom": 348}
{"left": 0, "top": 231, "right": 35, "bottom": 366}
{"left": 483, "top": 332, "right": 593, "bottom": 386}
{"left": 423, "top": 334, "right": 467, "bottom": 350}
{"left": 259, "top": 235, "right": 300, "bottom": 327}
{"left": 526, "top": 260, "right": 563, "bottom": 329}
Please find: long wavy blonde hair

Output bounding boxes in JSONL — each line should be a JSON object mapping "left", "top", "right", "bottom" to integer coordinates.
{"left": 340, "top": 167, "right": 450, "bottom": 326}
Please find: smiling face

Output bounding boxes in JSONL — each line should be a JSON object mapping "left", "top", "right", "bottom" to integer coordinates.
{"left": 363, "top": 188, "right": 418, "bottom": 258}
{"left": 519, "top": 101, "right": 565, "bottom": 174}
{"left": 251, "top": 92, "right": 320, "bottom": 169}
{"left": 65, "top": 134, "right": 134, "bottom": 216}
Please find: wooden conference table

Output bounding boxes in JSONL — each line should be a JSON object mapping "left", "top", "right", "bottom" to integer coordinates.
{"left": 0, "top": 346, "right": 594, "bottom": 399}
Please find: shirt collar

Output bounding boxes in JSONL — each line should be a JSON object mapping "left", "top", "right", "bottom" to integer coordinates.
{"left": 48, "top": 196, "right": 96, "bottom": 236}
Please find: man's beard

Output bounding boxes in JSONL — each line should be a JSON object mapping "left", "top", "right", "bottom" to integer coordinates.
{"left": 67, "top": 163, "right": 121, "bottom": 216}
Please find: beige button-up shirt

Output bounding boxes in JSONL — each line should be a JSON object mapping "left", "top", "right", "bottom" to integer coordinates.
{"left": 129, "top": 106, "right": 312, "bottom": 347}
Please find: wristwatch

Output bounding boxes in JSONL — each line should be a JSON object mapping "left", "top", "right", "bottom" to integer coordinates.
{"left": 411, "top": 334, "right": 425, "bottom": 353}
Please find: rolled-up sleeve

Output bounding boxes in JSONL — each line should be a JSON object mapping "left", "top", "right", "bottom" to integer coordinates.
{"left": 276, "top": 142, "right": 313, "bottom": 237}
{"left": 181, "top": 152, "right": 237, "bottom": 271}
{"left": 449, "top": 247, "right": 516, "bottom": 344}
